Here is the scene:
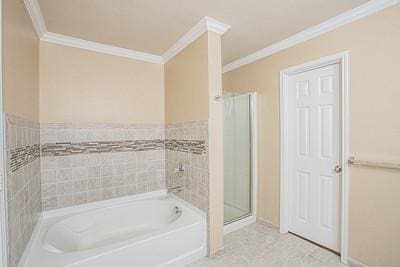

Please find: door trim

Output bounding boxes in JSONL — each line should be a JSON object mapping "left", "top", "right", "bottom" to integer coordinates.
{"left": 279, "top": 52, "right": 349, "bottom": 264}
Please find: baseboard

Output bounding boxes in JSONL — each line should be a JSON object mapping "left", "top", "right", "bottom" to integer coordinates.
{"left": 348, "top": 257, "right": 369, "bottom": 267}
{"left": 209, "top": 246, "right": 224, "bottom": 257}
{"left": 18, "top": 214, "right": 43, "bottom": 267}
{"left": 224, "top": 215, "right": 256, "bottom": 235}
{"left": 256, "top": 217, "right": 280, "bottom": 230}
{"left": 255, "top": 217, "right": 367, "bottom": 267}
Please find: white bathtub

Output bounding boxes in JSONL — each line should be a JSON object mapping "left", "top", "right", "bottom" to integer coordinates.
{"left": 22, "top": 191, "right": 207, "bottom": 267}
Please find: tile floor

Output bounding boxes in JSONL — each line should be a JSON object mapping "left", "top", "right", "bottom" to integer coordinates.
{"left": 188, "top": 223, "right": 345, "bottom": 267}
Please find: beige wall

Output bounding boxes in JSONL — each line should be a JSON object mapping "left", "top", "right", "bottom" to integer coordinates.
{"left": 3, "top": 0, "right": 39, "bottom": 121}
{"left": 39, "top": 42, "right": 165, "bottom": 124}
{"left": 207, "top": 32, "right": 224, "bottom": 254}
{"left": 164, "top": 32, "right": 225, "bottom": 254}
{"left": 223, "top": 5, "right": 400, "bottom": 267}
{"left": 164, "top": 34, "right": 209, "bottom": 123}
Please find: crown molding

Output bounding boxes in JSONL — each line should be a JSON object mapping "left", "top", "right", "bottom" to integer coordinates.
{"left": 23, "top": 0, "right": 162, "bottom": 64}
{"left": 22, "top": 0, "right": 399, "bottom": 68}
{"left": 222, "top": 0, "right": 400, "bottom": 73}
{"left": 204, "top": 16, "right": 231, "bottom": 35}
{"left": 23, "top": 0, "right": 47, "bottom": 37}
{"left": 162, "top": 16, "right": 231, "bottom": 63}
{"left": 41, "top": 32, "right": 164, "bottom": 64}
{"left": 23, "top": 0, "right": 230, "bottom": 64}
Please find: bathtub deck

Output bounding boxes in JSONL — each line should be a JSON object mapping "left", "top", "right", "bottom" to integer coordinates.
{"left": 188, "top": 222, "right": 344, "bottom": 267}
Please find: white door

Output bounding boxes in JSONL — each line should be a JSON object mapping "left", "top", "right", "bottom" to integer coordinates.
{"left": 288, "top": 63, "right": 341, "bottom": 252}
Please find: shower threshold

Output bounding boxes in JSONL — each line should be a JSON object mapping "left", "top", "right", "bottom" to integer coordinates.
{"left": 223, "top": 202, "right": 255, "bottom": 234}
{"left": 223, "top": 214, "right": 256, "bottom": 235}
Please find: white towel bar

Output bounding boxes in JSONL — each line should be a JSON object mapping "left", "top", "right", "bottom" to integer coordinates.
{"left": 348, "top": 156, "right": 400, "bottom": 170}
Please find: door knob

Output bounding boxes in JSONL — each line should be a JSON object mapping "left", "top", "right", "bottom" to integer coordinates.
{"left": 334, "top": 165, "right": 342, "bottom": 173}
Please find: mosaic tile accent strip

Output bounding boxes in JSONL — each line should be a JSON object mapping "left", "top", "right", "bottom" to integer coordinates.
{"left": 9, "top": 144, "right": 40, "bottom": 173}
{"left": 165, "top": 139, "right": 206, "bottom": 155}
{"left": 41, "top": 138, "right": 206, "bottom": 157}
{"left": 41, "top": 139, "right": 165, "bottom": 157}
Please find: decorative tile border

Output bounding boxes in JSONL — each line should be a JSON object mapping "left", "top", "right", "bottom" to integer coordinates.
{"left": 8, "top": 133, "right": 207, "bottom": 171}
{"left": 41, "top": 139, "right": 165, "bottom": 157}
{"left": 41, "top": 138, "right": 206, "bottom": 157}
{"left": 9, "top": 144, "right": 40, "bottom": 173}
{"left": 165, "top": 139, "right": 206, "bottom": 155}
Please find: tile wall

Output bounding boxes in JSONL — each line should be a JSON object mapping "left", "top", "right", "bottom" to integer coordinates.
{"left": 5, "top": 114, "right": 41, "bottom": 267}
{"left": 40, "top": 123, "right": 166, "bottom": 210}
{"left": 3, "top": 118, "right": 210, "bottom": 266}
{"left": 165, "top": 120, "right": 209, "bottom": 212}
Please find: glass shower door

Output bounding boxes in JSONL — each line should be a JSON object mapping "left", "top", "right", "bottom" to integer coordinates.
{"left": 223, "top": 93, "right": 252, "bottom": 224}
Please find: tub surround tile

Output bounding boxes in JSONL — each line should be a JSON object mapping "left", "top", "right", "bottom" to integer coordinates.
{"left": 40, "top": 123, "right": 165, "bottom": 144}
{"left": 5, "top": 114, "right": 42, "bottom": 267}
{"left": 165, "top": 121, "right": 209, "bottom": 212}
{"left": 40, "top": 123, "right": 167, "bottom": 210}
{"left": 41, "top": 151, "right": 166, "bottom": 210}
{"left": 5, "top": 114, "right": 40, "bottom": 149}
{"left": 57, "top": 195, "right": 73, "bottom": 208}
{"left": 38, "top": 121, "right": 208, "bottom": 214}
{"left": 5, "top": 117, "right": 209, "bottom": 266}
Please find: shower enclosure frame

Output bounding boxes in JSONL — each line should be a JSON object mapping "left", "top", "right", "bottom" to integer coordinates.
{"left": 223, "top": 92, "right": 258, "bottom": 234}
